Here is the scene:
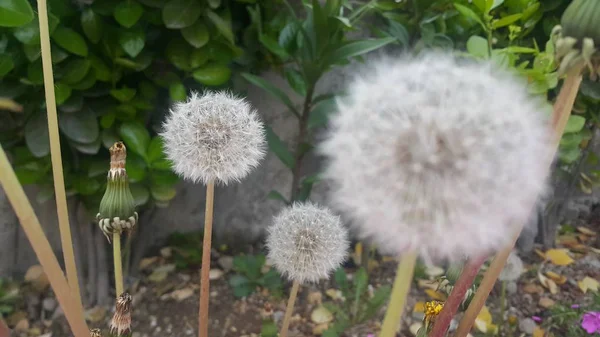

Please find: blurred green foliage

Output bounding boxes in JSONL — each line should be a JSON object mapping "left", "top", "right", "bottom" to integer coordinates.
{"left": 228, "top": 253, "right": 283, "bottom": 298}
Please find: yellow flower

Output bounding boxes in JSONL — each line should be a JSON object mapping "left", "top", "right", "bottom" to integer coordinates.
{"left": 423, "top": 300, "right": 444, "bottom": 329}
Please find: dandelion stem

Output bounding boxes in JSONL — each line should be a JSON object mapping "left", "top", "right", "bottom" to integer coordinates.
{"left": 37, "top": 0, "right": 83, "bottom": 311}
{"left": 113, "top": 232, "right": 123, "bottom": 297}
{"left": 379, "top": 251, "right": 417, "bottom": 337}
{"left": 198, "top": 180, "right": 215, "bottom": 337}
{"left": 499, "top": 280, "right": 507, "bottom": 335}
{"left": 280, "top": 280, "right": 300, "bottom": 337}
{"left": 0, "top": 146, "right": 89, "bottom": 336}
{"left": 453, "top": 63, "right": 584, "bottom": 337}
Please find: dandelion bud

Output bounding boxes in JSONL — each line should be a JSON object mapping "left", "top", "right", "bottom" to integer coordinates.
{"left": 96, "top": 142, "right": 138, "bottom": 242}
{"left": 110, "top": 292, "right": 132, "bottom": 337}
{"left": 161, "top": 91, "right": 266, "bottom": 185}
{"left": 266, "top": 202, "right": 350, "bottom": 284}
{"left": 552, "top": 0, "right": 600, "bottom": 78}
{"left": 320, "top": 53, "right": 552, "bottom": 263}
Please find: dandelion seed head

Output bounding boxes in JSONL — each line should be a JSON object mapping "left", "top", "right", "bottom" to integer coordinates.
{"left": 319, "top": 52, "right": 553, "bottom": 262}
{"left": 266, "top": 202, "right": 349, "bottom": 283}
{"left": 161, "top": 91, "right": 267, "bottom": 185}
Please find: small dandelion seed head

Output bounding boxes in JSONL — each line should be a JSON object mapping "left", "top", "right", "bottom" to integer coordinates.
{"left": 110, "top": 292, "right": 132, "bottom": 336}
{"left": 319, "top": 52, "right": 553, "bottom": 263}
{"left": 160, "top": 90, "right": 267, "bottom": 185}
{"left": 266, "top": 202, "right": 350, "bottom": 284}
{"left": 499, "top": 251, "right": 524, "bottom": 282}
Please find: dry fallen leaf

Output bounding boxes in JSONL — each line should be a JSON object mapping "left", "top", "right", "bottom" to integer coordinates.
{"left": 539, "top": 297, "right": 555, "bottom": 308}
{"left": 474, "top": 306, "right": 497, "bottom": 334}
{"left": 577, "top": 226, "right": 597, "bottom": 236}
{"left": 539, "top": 272, "right": 559, "bottom": 294}
{"left": 523, "top": 283, "right": 544, "bottom": 294}
{"left": 546, "top": 271, "right": 568, "bottom": 285}
{"left": 545, "top": 249, "right": 575, "bottom": 266}
{"left": 578, "top": 277, "right": 599, "bottom": 293}
{"left": 424, "top": 289, "right": 447, "bottom": 301}
{"left": 533, "top": 327, "right": 545, "bottom": 337}
{"left": 557, "top": 234, "right": 579, "bottom": 247}
{"left": 413, "top": 301, "right": 425, "bottom": 313}
{"left": 590, "top": 247, "right": 600, "bottom": 254}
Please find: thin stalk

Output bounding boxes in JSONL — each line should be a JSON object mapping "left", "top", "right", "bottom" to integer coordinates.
{"left": 0, "top": 317, "right": 9, "bottom": 337}
{"left": 499, "top": 280, "right": 506, "bottom": 335}
{"left": 379, "top": 251, "right": 417, "bottom": 337}
{"left": 290, "top": 85, "right": 314, "bottom": 201}
{"left": 198, "top": 180, "right": 215, "bottom": 337}
{"left": 429, "top": 255, "right": 487, "bottom": 337}
{"left": 280, "top": 280, "right": 300, "bottom": 337}
{"left": 37, "top": 0, "right": 82, "bottom": 311}
{"left": 113, "top": 233, "right": 123, "bottom": 297}
{"left": 453, "top": 63, "right": 584, "bottom": 337}
{"left": 0, "top": 147, "right": 89, "bottom": 336}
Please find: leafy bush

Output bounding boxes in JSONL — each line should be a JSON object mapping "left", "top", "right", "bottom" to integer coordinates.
{"left": 228, "top": 253, "right": 283, "bottom": 298}
{"left": 0, "top": 0, "right": 276, "bottom": 211}
{"left": 166, "top": 231, "right": 204, "bottom": 269}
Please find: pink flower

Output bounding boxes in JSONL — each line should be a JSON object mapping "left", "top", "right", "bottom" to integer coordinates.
{"left": 582, "top": 312, "right": 600, "bottom": 334}
{"left": 532, "top": 316, "right": 542, "bottom": 322}
{"left": 572, "top": 304, "right": 581, "bottom": 309}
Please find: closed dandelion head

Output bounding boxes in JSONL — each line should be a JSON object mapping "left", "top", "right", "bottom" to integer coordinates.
{"left": 110, "top": 292, "right": 132, "bottom": 336}
{"left": 160, "top": 91, "right": 266, "bottom": 185}
{"left": 266, "top": 202, "right": 349, "bottom": 284}
{"left": 320, "top": 53, "right": 552, "bottom": 263}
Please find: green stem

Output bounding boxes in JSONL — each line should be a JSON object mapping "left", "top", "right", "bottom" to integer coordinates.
{"left": 113, "top": 233, "right": 123, "bottom": 297}
{"left": 499, "top": 280, "right": 506, "bottom": 335}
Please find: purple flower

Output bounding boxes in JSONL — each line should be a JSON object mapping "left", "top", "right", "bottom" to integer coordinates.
{"left": 532, "top": 316, "right": 542, "bottom": 322}
{"left": 582, "top": 312, "right": 600, "bottom": 334}
{"left": 572, "top": 304, "right": 581, "bottom": 309}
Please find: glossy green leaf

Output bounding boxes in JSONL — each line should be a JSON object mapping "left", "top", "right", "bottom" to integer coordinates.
{"left": 190, "top": 48, "right": 209, "bottom": 68}
{"left": 307, "top": 97, "right": 336, "bottom": 129}
{"left": 89, "top": 55, "right": 111, "bottom": 81}
{"left": 166, "top": 38, "right": 192, "bottom": 70}
{"left": 110, "top": 86, "right": 136, "bottom": 102}
{"left": 259, "top": 34, "right": 288, "bottom": 59}
{"left": 54, "top": 82, "right": 72, "bottom": 105}
{"left": 162, "top": 0, "right": 202, "bottom": 29}
{"left": 25, "top": 113, "right": 50, "bottom": 158}
{"left": 119, "top": 29, "right": 145, "bottom": 58}
{"left": 61, "top": 59, "right": 91, "bottom": 84}
{"left": 102, "top": 128, "right": 119, "bottom": 149}
{"left": 150, "top": 170, "right": 178, "bottom": 186}
{"left": 52, "top": 27, "right": 88, "bottom": 56}
{"left": 265, "top": 126, "right": 294, "bottom": 169}
{"left": 326, "top": 37, "right": 395, "bottom": 65}
{"left": 454, "top": 3, "right": 485, "bottom": 29}
{"left": 278, "top": 22, "right": 300, "bottom": 54}
{"left": 491, "top": 13, "right": 522, "bottom": 29}
{"left": 81, "top": 9, "right": 103, "bottom": 44}
{"left": 564, "top": 115, "right": 586, "bottom": 134}
{"left": 147, "top": 137, "right": 166, "bottom": 164}
{"left": 169, "top": 81, "right": 186, "bottom": 101}
{"left": 241, "top": 73, "right": 297, "bottom": 116}
{"left": 151, "top": 184, "right": 176, "bottom": 201}
{"left": 125, "top": 153, "right": 147, "bottom": 182}
{"left": 205, "top": 10, "right": 234, "bottom": 44}
{"left": 114, "top": 0, "right": 144, "bottom": 28}
{"left": 0, "top": 55, "right": 14, "bottom": 77}
{"left": 23, "top": 44, "right": 41, "bottom": 62}
{"left": 100, "top": 112, "right": 116, "bottom": 129}
{"left": 58, "top": 108, "right": 99, "bottom": 143}
{"left": 0, "top": 0, "right": 34, "bottom": 27}
{"left": 284, "top": 69, "right": 306, "bottom": 96}
{"left": 130, "top": 183, "right": 150, "bottom": 206}
{"left": 181, "top": 21, "right": 209, "bottom": 48}
{"left": 466, "top": 35, "right": 489, "bottom": 58}
{"left": 192, "top": 63, "right": 231, "bottom": 86}
{"left": 71, "top": 70, "right": 97, "bottom": 91}
{"left": 72, "top": 136, "right": 102, "bottom": 155}
{"left": 119, "top": 121, "right": 150, "bottom": 158}
{"left": 27, "top": 61, "right": 44, "bottom": 84}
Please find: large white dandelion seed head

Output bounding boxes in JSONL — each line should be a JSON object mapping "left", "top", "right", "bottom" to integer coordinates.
{"left": 160, "top": 91, "right": 267, "bottom": 185}
{"left": 266, "top": 202, "right": 350, "bottom": 284}
{"left": 319, "top": 52, "right": 553, "bottom": 263}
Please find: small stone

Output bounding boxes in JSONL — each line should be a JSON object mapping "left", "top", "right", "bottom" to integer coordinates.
{"left": 160, "top": 247, "right": 172, "bottom": 258}
{"left": 148, "top": 271, "right": 169, "bottom": 283}
{"left": 308, "top": 291, "right": 322, "bottom": 305}
{"left": 14, "top": 319, "right": 29, "bottom": 331}
{"left": 170, "top": 288, "right": 194, "bottom": 302}
{"left": 409, "top": 322, "right": 422, "bottom": 336}
{"left": 24, "top": 265, "right": 49, "bottom": 292}
{"left": 539, "top": 297, "right": 555, "bottom": 308}
{"left": 519, "top": 318, "right": 536, "bottom": 334}
{"left": 209, "top": 269, "right": 224, "bottom": 280}
{"left": 312, "top": 323, "right": 329, "bottom": 335}
{"left": 139, "top": 257, "right": 159, "bottom": 270}
{"left": 218, "top": 256, "right": 234, "bottom": 272}
{"left": 42, "top": 298, "right": 57, "bottom": 312}
{"left": 310, "top": 306, "right": 333, "bottom": 324}
{"left": 85, "top": 306, "right": 107, "bottom": 323}
{"left": 325, "top": 288, "right": 343, "bottom": 301}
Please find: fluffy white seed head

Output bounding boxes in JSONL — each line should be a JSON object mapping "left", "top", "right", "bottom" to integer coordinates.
{"left": 499, "top": 251, "right": 524, "bottom": 282}
{"left": 319, "top": 52, "right": 553, "bottom": 263}
{"left": 161, "top": 91, "right": 267, "bottom": 185}
{"left": 266, "top": 202, "right": 350, "bottom": 284}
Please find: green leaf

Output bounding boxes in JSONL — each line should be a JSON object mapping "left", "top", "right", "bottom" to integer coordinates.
{"left": 0, "top": 0, "right": 34, "bottom": 27}
{"left": 169, "top": 82, "right": 186, "bottom": 101}
{"left": 192, "top": 63, "right": 232, "bottom": 86}
{"left": 491, "top": 13, "right": 522, "bottom": 29}
{"left": 81, "top": 9, "right": 103, "bottom": 44}
{"left": 190, "top": 48, "right": 209, "bottom": 68}
{"left": 278, "top": 22, "right": 300, "bottom": 54}
{"left": 205, "top": 9, "right": 234, "bottom": 44}
{"left": 284, "top": 69, "right": 306, "bottom": 96}
{"left": 150, "top": 184, "right": 176, "bottom": 201}
{"left": 162, "top": 0, "right": 202, "bottom": 29}
{"left": 267, "top": 190, "right": 288, "bottom": 204}
{"left": 130, "top": 183, "right": 150, "bottom": 206}
{"left": 181, "top": 21, "right": 209, "bottom": 48}
{"left": 466, "top": 35, "right": 489, "bottom": 58}
{"left": 110, "top": 86, "right": 137, "bottom": 102}
{"left": 147, "top": 137, "right": 166, "bottom": 163}
{"left": 241, "top": 73, "right": 297, "bottom": 115}
{"left": 27, "top": 61, "right": 44, "bottom": 85}
{"left": 126, "top": 153, "right": 147, "bottom": 182}
{"left": 58, "top": 108, "right": 99, "bottom": 143}
{"left": 307, "top": 97, "right": 336, "bottom": 129}
{"left": 265, "top": 126, "right": 294, "bottom": 169}
{"left": 0, "top": 55, "right": 14, "bottom": 78}
{"left": 151, "top": 170, "right": 179, "bottom": 186}
{"left": 71, "top": 69, "right": 97, "bottom": 90}
{"left": 119, "top": 29, "right": 145, "bottom": 58}
{"left": 54, "top": 82, "right": 72, "bottom": 105}
{"left": 114, "top": 0, "right": 144, "bottom": 28}
{"left": 25, "top": 113, "right": 50, "bottom": 158}
{"left": 564, "top": 115, "right": 586, "bottom": 134}
{"left": 52, "top": 27, "right": 88, "bottom": 56}
{"left": 119, "top": 122, "right": 151, "bottom": 158}
{"left": 166, "top": 38, "right": 192, "bottom": 70}
{"left": 89, "top": 55, "right": 111, "bottom": 81}
{"left": 353, "top": 267, "right": 368, "bottom": 306}
{"left": 23, "top": 44, "right": 41, "bottom": 62}
{"left": 454, "top": 3, "right": 485, "bottom": 29}
{"left": 259, "top": 35, "right": 289, "bottom": 59}
{"left": 327, "top": 37, "right": 395, "bottom": 65}
{"left": 333, "top": 268, "right": 349, "bottom": 294}
{"left": 559, "top": 146, "right": 581, "bottom": 164}
{"left": 61, "top": 59, "right": 91, "bottom": 84}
